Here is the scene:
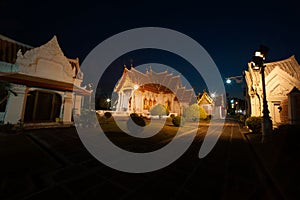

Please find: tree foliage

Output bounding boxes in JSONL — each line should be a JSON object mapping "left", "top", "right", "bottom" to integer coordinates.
{"left": 127, "top": 113, "right": 146, "bottom": 134}
{"left": 184, "top": 103, "right": 207, "bottom": 121}
{"left": 245, "top": 116, "right": 262, "bottom": 133}
{"left": 149, "top": 104, "right": 169, "bottom": 116}
{"left": 172, "top": 116, "right": 185, "bottom": 127}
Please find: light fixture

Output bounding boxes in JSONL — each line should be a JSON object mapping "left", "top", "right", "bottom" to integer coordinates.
{"left": 251, "top": 45, "right": 272, "bottom": 138}
{"left": 226, "top": 79, "right": 232, "bottom": 84}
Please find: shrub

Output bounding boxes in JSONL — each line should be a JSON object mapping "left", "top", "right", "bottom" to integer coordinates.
{"left": 172, "top": 116, "right": 185, "bottom": 127}
{"left": 184, "top": 104, "right": 207, "bottom": 121}
{"left": 104, "top": 112, "right": 112, "bottom": 119}
{"left": 149, "top": 104, "right": 169, "bottom": 117}
{"left": 127, "top": 113, "right": 146, "bottom": 134}
{"left": 130, "top": 113, "right": 139, "bottom": 118}
{"left": 235, "top": 113, "right": 246, "bottom": 125}
{"left": 245, "top": 116, "right": 262, "bottom": 133}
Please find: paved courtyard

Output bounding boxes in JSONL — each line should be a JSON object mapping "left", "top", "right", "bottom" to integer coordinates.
{"left": 0, "top": 119, "right": 291, "bottom": 199}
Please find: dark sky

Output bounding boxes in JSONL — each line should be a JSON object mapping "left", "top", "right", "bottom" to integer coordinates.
{"left": 1, "top": 0, "right": 300, "bottom": 98}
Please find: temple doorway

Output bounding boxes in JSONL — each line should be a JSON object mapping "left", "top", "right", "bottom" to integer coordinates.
{"left": 24, "top": 90, "right": 62, "bottom": 122}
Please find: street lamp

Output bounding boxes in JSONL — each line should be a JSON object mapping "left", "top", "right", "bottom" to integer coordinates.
{"left": 225, "top": 75, "right": 243, "bottom": 84}
{"left": 226, "top": 79, "right": 232, "bottom": 84}
{"left": 106, "top": 98, "right": 111, "bottom": 110}
{"left": 251, "top": 45, "right": 273, "bottom": 136}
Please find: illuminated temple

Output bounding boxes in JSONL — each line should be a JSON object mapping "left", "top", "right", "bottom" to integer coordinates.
{"left": 0, "top": 35, "right": 90, "bottom": 124}
{"left": 114, "top": 67, "right": 195, "bottom": 115}
{"left": 245, "top": 55, "right": 300, "bottom": 125}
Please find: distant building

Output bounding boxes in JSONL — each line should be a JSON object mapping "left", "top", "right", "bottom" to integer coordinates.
{"left": 0, "top": 34, "right": 91, "bottom": 124}
{"left": 197, "top": 91, "right": 214, "bottom": 115}
{"left": 114, "top": 67, "right": 195, "bottom": 115}
{"left": 244, "top": 55, "right": 300, "bottom": 125}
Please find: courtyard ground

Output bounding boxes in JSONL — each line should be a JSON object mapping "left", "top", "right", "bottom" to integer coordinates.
{"left": 0, "top": 118, "right": 298, "bottom": 199}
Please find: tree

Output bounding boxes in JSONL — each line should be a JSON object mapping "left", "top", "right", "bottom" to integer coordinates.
{"left": 149, "top": 104, "right": 169, "bottom": 117}
{"left": 184, "top": 103, "right": 207, "bottom": 121}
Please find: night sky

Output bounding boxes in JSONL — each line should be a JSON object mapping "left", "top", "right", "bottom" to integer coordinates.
{"left": 1, "top": 0, "right": 300, "bottom": 98}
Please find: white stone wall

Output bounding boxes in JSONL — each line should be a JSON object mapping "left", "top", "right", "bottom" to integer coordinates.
{"left": 4, "top": 84, "right": 26, "bottom": 124}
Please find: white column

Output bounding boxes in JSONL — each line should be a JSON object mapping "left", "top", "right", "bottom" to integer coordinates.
{"left": 73, "top": 95, "right": 82, "bottom": 115}
{"left": 117, "top": 92, "right": 121, "bottom": 111}
{"left": 63, "top": 92, "right": 73, "bottom": 123}
{"left": 4, "top": 84, "right": 26, "bottom": 124}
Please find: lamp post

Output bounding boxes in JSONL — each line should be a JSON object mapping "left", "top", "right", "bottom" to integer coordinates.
{"left": 106, "top": 98, "right": 111, "bottom": 110}
{"left": 251, "top": 45, "right": 273, "bottom": 136}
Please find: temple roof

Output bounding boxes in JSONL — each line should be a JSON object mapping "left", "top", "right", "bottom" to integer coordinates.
{"left": 0, "top": 34, "right": 33, "bottom": 64}
{"left": 0, "top": 72, "right": 90, "bottom": 95}
{"left": 15, "top": 35, "right": 83, "bottom": 83}
{"left": 0, "top": 34, "right": 33, "bottom": 48}
{"left": 114, "top": 67, "right": 195, "bottom": 103}
{"left": 264, "top": 55, "right": 300, "bottom": 79}
{"left": 197, "top": 91, "right": 214, "bottom": 105}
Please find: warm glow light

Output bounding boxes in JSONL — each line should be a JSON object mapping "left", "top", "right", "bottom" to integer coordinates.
{"left": 255, "top": 51, "right": 265, "bottom": 60}
{"left": 133, "top": 84, "right": 139, "bottom": 90}
{"left": 255, "top": 51, "right": 263, "bottom": 57}
{"left": 106, "top": 98, "right": 111, "bottom": 103}
{"left": 251, "top": 61, "right": 260, "bottom": 70}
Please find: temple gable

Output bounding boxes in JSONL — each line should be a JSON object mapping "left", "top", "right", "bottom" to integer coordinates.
{"left": 16, "top": 36, "right": 74, "bottom": 83}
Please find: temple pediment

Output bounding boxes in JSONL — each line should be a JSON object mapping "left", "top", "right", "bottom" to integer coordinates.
{"left": 16, "top": 36, "right": 75, "bottom": 83}
{"left": 269, "top": 84, "right": 291, "bottom": 96}
{"left": 266, "top": 66, "right": 300, "bottom": 96}
{"left": 264, "top": 55, "right": 300, "bottom": 80}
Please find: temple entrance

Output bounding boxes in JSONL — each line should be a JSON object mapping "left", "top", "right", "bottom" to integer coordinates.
{"left": 24, "top": 90, "right": 62, "bottom": 122}
{"left": 272, "top": 103, "right": 281, "bottom": 124}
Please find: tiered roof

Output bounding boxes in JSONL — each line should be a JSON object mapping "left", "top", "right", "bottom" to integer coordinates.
{"left": 264, "top": 55, "right": 300, "bottom": 80}
{"left": 0, "top": 35, "right": 89, "bottom": 95}
{"left": 114, "top": 67, "right": 195, "bottom": 103}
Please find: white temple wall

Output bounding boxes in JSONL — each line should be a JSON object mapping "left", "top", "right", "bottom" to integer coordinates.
{"left": 4, "top": 84, "right": 26, "bottom": 124}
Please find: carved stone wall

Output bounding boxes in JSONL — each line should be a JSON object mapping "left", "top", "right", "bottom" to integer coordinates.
{"left": 16, "top": 36, "right": 74, "bottom": 83}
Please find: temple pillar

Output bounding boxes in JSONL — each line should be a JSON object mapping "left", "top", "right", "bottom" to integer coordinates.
{"left": 63, "top": 92, "right": 73, "bottom": 123}
{"left": 117, "top": 92, "right": 122, "bottom": 111}
{"left": 4, "top": 84, "right": 26, "bottom": 124}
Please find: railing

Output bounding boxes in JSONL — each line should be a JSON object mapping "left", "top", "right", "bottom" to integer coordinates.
{"left": 0, "top": 61, "right": 19, "bottom": 72}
